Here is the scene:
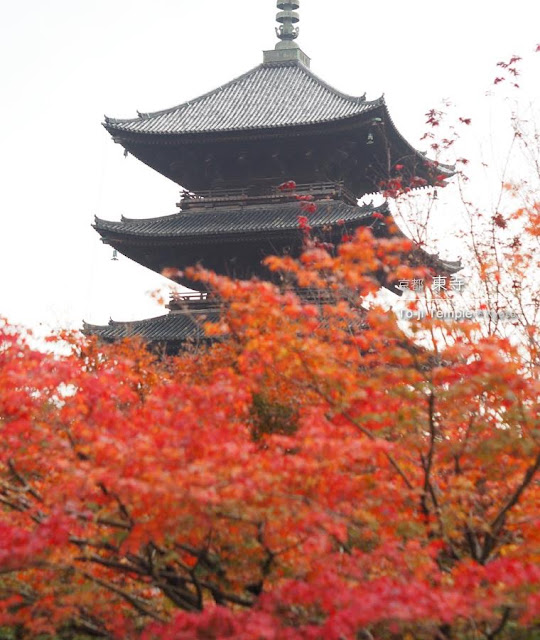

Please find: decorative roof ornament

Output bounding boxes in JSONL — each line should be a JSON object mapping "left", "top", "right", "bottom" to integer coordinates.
{"left": 263, "top": 0, "right": 310, "bottom": 67}
{"left": 275, "top": 1, "right": 300, "bottom": 48}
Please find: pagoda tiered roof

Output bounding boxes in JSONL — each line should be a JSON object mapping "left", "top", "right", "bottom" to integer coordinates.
{"left": 94, "top": 196, "right": 460, "bottom": 293}
{"left": 94, "top": 198, "right": 390, "bottom": 290}
{"left": 103, "top": 59, "right": 452, "bottom": 196}
{"left": 88, "top": 2, "right": 460, "bottom": 349}
{"left": 94, "top": 199, "right": 381, "bottom": 243}
{"left": 104, "top": 61, "right": 381, "bottom": 137}
{"left": 83, "top": 309, "right": 219, "bottom": 351}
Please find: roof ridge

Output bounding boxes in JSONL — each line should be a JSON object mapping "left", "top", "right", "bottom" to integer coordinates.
{"left": 107, "top": 313, "right": 172, "bottom": 328}
{"left": 293, "top": 63, "right": 372, "bottom": 105}
{"left": 93, "top": 200, "right": 388, "bottom": 235}
{"left": 105, "top": 63, "right": 267, "bottom": 125}
{"left": 120, "top": 212, "right": 182, "bottom": 223}
{"left": 104, "top": 61, "right": 380, "bottom": 127}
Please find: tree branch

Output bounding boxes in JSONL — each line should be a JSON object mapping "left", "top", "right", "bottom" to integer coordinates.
{"left": 486, "top": 606, "right": 512, "bottom": 640}
{"left": 8, "top": 458, "right": 43, "bottom": 503}
{"left": 81, "top": 571, "right": 166, "bottom": 622}
{"left": 420, "top": 390, "right": 437, "bottom": 521}
{"left": 480, "top": 451, "right": 540, "bottom": 563}
{"left": 339, "top": 409, "right": 414, "bottom": 490}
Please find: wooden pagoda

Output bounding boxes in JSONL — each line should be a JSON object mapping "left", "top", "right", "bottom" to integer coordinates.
{"left": 85, "top": 1, "right": 459, "bottom": 351}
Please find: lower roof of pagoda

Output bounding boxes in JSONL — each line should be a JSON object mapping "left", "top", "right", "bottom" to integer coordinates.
{"left": 83, "top": 309, "right": 219, "bottom": 346}
{"left": 94, "top": 200, "right": 380, "bottom": 244}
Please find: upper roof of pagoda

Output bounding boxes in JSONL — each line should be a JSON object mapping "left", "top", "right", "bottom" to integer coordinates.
{"left": 104, "top": 60, "right": 383, "bottom": 138}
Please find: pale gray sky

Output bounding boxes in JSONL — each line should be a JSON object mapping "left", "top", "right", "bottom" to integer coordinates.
{"left": 1, "top": 0, "right": 538, "bottom": 331}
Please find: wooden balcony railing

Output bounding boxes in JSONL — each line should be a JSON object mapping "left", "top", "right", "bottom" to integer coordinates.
{"left": 168, "top": 287, "right": 356, "bottom": 311}
{"left": 178, "top": 181, "right": 357, "bottom": 210}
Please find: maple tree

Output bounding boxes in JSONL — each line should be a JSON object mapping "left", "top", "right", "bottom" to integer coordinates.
{"left": 1, "top": 214, "right": 538, "bottom": 639}
{"left": 1, "top": 54, "right": 539, "bottom": 640}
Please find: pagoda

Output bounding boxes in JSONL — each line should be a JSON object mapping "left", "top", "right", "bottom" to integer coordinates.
{"left": 85, "top": 1, "right": 459, "bottom": 352}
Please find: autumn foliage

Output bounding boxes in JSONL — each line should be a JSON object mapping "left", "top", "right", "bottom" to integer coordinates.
{"left": 0, "top": 206, "right": 539, "bottom": 640}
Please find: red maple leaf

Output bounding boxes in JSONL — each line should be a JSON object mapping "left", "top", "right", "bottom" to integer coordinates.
{"left": 301, "top": 202, "right": 317, "bottom": 214}
{"left": 493, "top": 213, "right": 507, "bottom": 229}
{"left": 278, "top": 180, "right": 297, "bottom": 191}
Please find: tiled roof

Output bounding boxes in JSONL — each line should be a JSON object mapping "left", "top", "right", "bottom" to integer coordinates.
{"left": 104, "top": 61, "right": 382, "bottom": 136}
{"left": 94, "top": 201, "right": 382, "bottom": 240}
{"left": 411, "top": 250, "right": 462, "bottom": 275}
{"left": 83, "top": 310, "right": 219, "bottom": 343}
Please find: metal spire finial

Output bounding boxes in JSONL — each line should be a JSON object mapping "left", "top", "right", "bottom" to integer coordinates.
{"left": 275, "top": 1, "right": 300, "bottom": 48}
{"left": 263, "top": 0, "right": 310, "bottom": 67}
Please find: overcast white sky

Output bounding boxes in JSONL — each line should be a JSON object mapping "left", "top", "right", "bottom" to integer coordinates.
{"left": 1, "top": 0, "right": 539, "bottom": 331}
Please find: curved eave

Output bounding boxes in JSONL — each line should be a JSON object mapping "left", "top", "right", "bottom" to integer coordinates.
{"left": 103, "top": 99, "right": 385, "bottom": 142}
{"left": 103, "top": 60, "right": 375, "bottom": 136}
{"left": 380, "top": 103, "right": 454, "bottom": 178}
{"left": 412, "top": 250, "right": 462, "bottom": 275}
{"left": 93, "top": 202, "right": 387, "bottom": 245}
{"left": 83, "top": 310, "right": 219, "bottom": 343}
{"left": 104, "top": 102, "right": 453, "bottom": 189}
{"left": 389, "top": 222, "right": 462, "bottom": 276}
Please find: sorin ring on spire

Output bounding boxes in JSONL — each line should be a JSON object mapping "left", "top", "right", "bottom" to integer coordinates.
{"left": 275, "top": 1, "right": 300, "bottom": 44}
